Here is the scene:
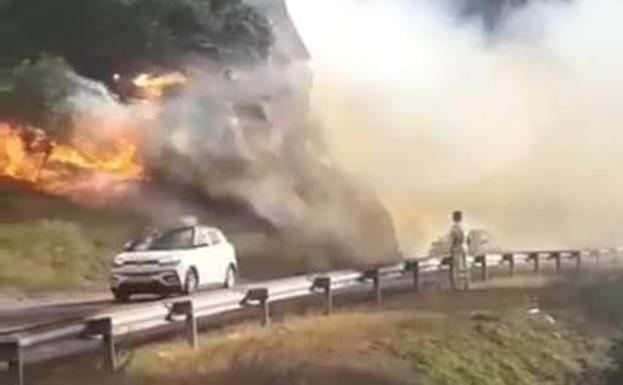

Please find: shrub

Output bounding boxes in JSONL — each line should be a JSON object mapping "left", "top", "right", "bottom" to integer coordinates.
{"left": 0, "top": 220, "right": 111, "bottom": 289}
{"left": 604, "top": 333, "right": 623, "bottom": 385}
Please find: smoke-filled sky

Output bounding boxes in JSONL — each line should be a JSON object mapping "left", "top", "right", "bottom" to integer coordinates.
{"left": 287, "top": 0, "right": 623, "bottom": 253}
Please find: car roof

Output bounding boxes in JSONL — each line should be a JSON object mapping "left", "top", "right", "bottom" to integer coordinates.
{"left": 161, "top": 225, "right": 221, "bottom": 233}
{"left": 195, "top": 226, "right": 222, "bottom": 233}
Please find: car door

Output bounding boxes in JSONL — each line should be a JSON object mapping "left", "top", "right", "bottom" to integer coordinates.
{"left": 208, "top": 230, "right": 229, "bottom": 283}
{"left": 192, "top": 228, "right": 218, "bottom": 286}
{"left": 220, "top": 231, "right": 236, "bottom": 266}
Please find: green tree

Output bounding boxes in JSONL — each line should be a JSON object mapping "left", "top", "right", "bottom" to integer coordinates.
{"left": 0, "top": 0, "right": 274, "bottom": 83}
{"left": 0, "top": 55, "right": 118, "bottom": 136}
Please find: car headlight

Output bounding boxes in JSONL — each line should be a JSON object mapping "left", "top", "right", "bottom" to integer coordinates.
{"left": 112, "top": 256, "right": 125, "bottom": 267}
{"left": 158, "top": 255, "right": 181, "bottom": 266}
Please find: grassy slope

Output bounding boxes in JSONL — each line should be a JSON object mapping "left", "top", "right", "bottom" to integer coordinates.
{"left": 29, "top": 275, "right": 623, "bottom": 385}
{"left": 0, "top": 181, "right": 142, "bottom": 290}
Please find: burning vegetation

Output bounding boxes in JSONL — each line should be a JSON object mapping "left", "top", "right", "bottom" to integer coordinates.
{"left": 131, "top": 72, "right": 188, "bottom": 101}
{"left": 0, "top": 123, "right": 143, "bottom": 196}
{"left": 0, "top": 58, "right": 182, "bottom": 197}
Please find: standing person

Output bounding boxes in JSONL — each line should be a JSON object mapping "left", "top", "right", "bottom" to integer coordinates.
{"left": 449, "top": 210, "right": 470, "bottom": 290}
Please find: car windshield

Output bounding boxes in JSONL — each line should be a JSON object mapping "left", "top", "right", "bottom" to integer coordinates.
{"left": 147, "top": 228, "right": 194, "bottom": 251}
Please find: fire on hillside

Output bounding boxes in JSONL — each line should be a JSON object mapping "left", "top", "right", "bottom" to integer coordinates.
{"left": 0, "top": 122, "right": 143, "bottom": 196}
{"left": 131, "top": 72, "right": 188, "bottom": 101}
{"left": 0, "top": 72, "right": 191, "bottom": 197}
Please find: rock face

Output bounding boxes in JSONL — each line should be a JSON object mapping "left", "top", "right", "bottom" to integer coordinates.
{"left": 0, "top": 0, "right": 401, "bottom": 276}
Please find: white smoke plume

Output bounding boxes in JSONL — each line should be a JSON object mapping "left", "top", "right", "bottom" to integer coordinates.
{"left": 287, "top": 0, "right": 623, "bottom": 253}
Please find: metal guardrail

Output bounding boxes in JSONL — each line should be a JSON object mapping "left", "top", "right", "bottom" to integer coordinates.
{"left": 1, "top": 247, "right": 622, "bottom": 385}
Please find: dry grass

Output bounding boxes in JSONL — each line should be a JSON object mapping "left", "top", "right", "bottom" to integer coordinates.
{"left": 28, "top": 275, "right": 619, "bottom": 385}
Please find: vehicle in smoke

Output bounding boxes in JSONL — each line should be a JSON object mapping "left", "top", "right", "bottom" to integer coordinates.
{"left": 110, "top": 225, "right": 238, "bottom": 302}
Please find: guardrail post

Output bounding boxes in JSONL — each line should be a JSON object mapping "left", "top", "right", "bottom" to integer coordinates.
{"left": 170, "top": 300, "right": 197, "bottom": 349}
{"left": 363, "top": 270, "right": 382, "bottom": 305}
{"left": 503, "top": 254, "right": 515, "bottom": 276}
{"left": 405, "top": 260, "right": 420, "bottom": 292}
{"left": 552, "top": 252, "right": 562, "bottom": 272}
{"left": 610, "top": 248, "right": 618, "bottom": 266}
{"left": 591, "top": 249, "right": 601, "bottom": 266}
{"left": 85, "top": 318, "right": 116, "bottom": 372}
{"left": 0, "top": 338, "right": 23, "bottom": 385}
{"left": 312, "top": 277, "right": 333, "bottom": 315}
{"left": 261, "top": 297, "right": 270, "bottom": 326}
{"left": 241, "top": 288, "right": 270, "bottom": 327}
{"left": 572, "top": 251, "right": 582, "bottom": 271}
{"left": 477, "top": 255, "right": 488, "bottom": 281}
{"left": 529, "top": 253, "right": 540, "bottom": 275}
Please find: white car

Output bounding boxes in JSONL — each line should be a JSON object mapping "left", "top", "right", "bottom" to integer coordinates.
{"left": 110, "top": 226, "right": 238, "bottom": 302}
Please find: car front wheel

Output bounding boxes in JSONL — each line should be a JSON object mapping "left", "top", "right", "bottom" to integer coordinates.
{"left": 224, "top": 265, "right": 236, "bottom": 289}
{"left": 183, "top": 269, "right": 199, "bottom": 295}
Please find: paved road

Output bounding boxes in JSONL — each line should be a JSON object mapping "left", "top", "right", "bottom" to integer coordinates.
{"left": 0, "top": 297, "right": 111, "bottom": 334}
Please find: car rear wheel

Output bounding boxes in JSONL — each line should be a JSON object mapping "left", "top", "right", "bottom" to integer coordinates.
{"left": 224, "top": 265, "right": 236, "bottom": 289}
{"left": 184, "top": 269, "right": 199, "bottom": 295}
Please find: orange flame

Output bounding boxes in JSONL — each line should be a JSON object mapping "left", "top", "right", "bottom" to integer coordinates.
{"left": 0, "top": 123, "right": 143, "bottom": 196}
{"left": 132, "top": 72, "right": 187, "bottom": 100}
{"left": 0, "top": 71, "right": 184, "bottom": 197}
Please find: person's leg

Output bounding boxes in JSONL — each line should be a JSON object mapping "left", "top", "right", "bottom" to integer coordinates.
{"left": 461, "top": 252, "right": 471, "bottom": 290}
{"left": 449, "top": 255, "right": 457, "bottom": 290}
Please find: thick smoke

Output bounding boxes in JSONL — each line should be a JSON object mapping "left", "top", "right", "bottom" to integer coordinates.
{"left": 145, "top": 63, "right": 399, "bottom": 269}
{"left": 150, "top": 65, "right": 310, "bottom": 227}
{"left": 288, "top": 0, "right": 623, "bottom": 253}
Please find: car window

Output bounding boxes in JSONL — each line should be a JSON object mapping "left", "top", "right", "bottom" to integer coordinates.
{"left": 195, "top": 230, "right": 211, "bottom": 247}
{"left": 208, "top": 231, "right": 222, "bottom": 245}
{"left": 148, "top": 228, "right": 194, "bottom": 251}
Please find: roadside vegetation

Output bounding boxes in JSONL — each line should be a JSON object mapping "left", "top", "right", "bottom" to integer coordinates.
{"left": 27, "top": 274, "right": 623, "bottom": 385}
{"left": 577, "top": 274, "right": 623, "bottom": 385}
{"left": 604, "top": 335, "right": 623, "bottom": 385}
{"left": 0, "top": 182, "right": 142, "bottom": 290}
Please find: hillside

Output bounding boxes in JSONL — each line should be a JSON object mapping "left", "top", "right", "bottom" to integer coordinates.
{"left": 0, "top": 178, "right": 143, "bottom": 289}
{"left": 0, "top": 176, "right": 395, "bottom": 290}
{"left": 23, "top": 273, "right": 623, "bottom": 385}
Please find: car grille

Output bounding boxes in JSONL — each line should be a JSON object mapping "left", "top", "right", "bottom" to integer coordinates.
{"left": 122, "top": 271, "right": 160, "bottom": 277}
{"left": 123, "top": 260, "right": 159, "bottom": 266}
